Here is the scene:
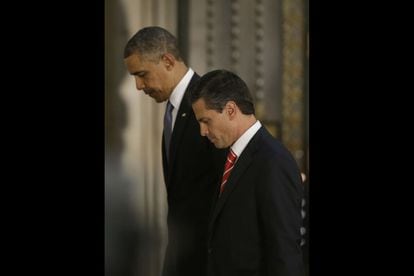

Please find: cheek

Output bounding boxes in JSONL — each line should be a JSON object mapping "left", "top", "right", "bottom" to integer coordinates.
{"left": 212, "top": 124, "right": 224, "bottom": 138}
{"left": 218, "top": 124, "right": 230, "bottom": 142}
{"left": 144, "top": 77, "right": 155, "bottom": 88}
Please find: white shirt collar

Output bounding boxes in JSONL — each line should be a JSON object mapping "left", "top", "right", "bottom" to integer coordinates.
{"left": 167, "top": 68, "right": 194, "bottom": 129}
{"left": 168, "top": 68, "right": 194, "bottom": 110}
{"left": 231, "top": 120, "right": 262, "bottom": 158}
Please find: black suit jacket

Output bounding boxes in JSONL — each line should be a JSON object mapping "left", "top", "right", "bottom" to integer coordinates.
{"left": 161, "top": 73, "right": 226, "bottom": 276}
{"left": 207, "top": 126, "right": 305, "bottom": 276}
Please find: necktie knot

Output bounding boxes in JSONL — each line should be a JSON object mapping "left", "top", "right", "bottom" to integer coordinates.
{"left": 227, "top": 149, "right": 237, "bottom": 163}
{"left": 166, "top": 100, "right": 174, "bottom": 114}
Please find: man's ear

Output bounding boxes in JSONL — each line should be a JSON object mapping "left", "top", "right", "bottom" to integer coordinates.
{"left": 225, "top": 101, "right": 237, "bottom": 119}
{"left": 162, "top": 53, "right": 175, "bottom": 70}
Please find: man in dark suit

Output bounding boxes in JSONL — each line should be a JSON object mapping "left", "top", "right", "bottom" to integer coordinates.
{"left": 190, "top": 69, "right": 305, "bottom": 276}
{"left": 124, "top": 27, "right": 225, "bottom": 276}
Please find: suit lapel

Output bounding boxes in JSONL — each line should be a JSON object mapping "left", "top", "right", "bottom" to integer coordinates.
{"left": 167, "top": 74, "right": 200, "bottom": 183}
{"left": 208, "top": 127, "right": 264, "bottom": 235}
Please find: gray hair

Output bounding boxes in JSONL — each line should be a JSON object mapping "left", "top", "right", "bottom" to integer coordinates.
{"left": 124, "top": 26, "right": 183, "bottom": 62}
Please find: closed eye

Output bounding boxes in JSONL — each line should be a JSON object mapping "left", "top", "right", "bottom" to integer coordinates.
{"left": 137, "top": 71, "right": 146, "bottom": 77}
{"left": 198, "top": 119, "right": 209, "bottom": 125}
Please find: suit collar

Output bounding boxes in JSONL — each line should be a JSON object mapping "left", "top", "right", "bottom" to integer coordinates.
{"left": 231, "top": 120, "right": 262, "bottom": 157}
{"left": 168, "top": 68, "right": 194, "bottom": 111}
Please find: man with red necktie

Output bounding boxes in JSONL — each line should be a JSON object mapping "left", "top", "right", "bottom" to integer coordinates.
{"left": 190, "top": 69, "right": 305, "bottom": 276}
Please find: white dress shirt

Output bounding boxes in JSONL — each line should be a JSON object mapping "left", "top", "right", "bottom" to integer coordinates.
{"left": 230, "top": 120, "right": 262, "bottom": 161}
{"left": 167, "top": 68, "right": 194, "bottom": 130}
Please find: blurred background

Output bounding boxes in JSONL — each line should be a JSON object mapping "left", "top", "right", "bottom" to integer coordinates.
{"left": 105, "top": 0, "right": 308, "bottom": 275}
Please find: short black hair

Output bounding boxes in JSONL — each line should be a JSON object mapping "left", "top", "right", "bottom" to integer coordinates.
{"left": 124, "top": 26, "right": 183, "bottom": 62}
{"left": 190, "top": 69, "right": 255, "bottom": 115}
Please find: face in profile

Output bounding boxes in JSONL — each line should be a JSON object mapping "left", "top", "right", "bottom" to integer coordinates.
{"left": 192, "top": 98, "right": 234, "bottom": 149}
{"left": 124, "top": 53, "right": 172, "bottom": 103}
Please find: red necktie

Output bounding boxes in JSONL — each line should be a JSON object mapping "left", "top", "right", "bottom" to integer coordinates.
{"left": 220, "top": 149, "right": 237, "bottom": 195}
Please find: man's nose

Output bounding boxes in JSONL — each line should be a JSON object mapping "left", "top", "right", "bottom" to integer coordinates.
{"left": 135, "top": 77, "right": 145, "bottom": 90}
{"left": 200, "top": 124, "right": 208, "bottom": 137}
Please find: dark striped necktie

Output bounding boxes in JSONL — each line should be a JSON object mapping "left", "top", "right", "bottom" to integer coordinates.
{"left": 163, "top": 100, "right": 174, "bottom": 162}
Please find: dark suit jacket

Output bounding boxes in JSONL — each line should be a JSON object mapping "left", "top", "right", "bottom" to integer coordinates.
{"left": 162, "top": 73, "right": 226, "bottom": 276}
{"left": 207, "top": 126, "right": 305, "bottom": 276}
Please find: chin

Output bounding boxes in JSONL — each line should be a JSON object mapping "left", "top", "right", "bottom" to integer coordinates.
{"left": 154, "top": 97, "right": 165, "bottom": 103}
{"left": 214, "top": 142, "right": 225, "bottom": 149}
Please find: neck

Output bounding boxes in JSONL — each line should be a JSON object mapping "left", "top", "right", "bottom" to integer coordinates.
{"left": 233, "top": 115, "right": 257, "bottom": 142}
{"left": 173, "top": 62, "right": 189, "bottom": 84}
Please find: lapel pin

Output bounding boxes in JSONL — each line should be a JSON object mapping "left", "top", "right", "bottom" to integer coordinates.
{"left": 181, "top": 113, "right": 186, "bottom": 117}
